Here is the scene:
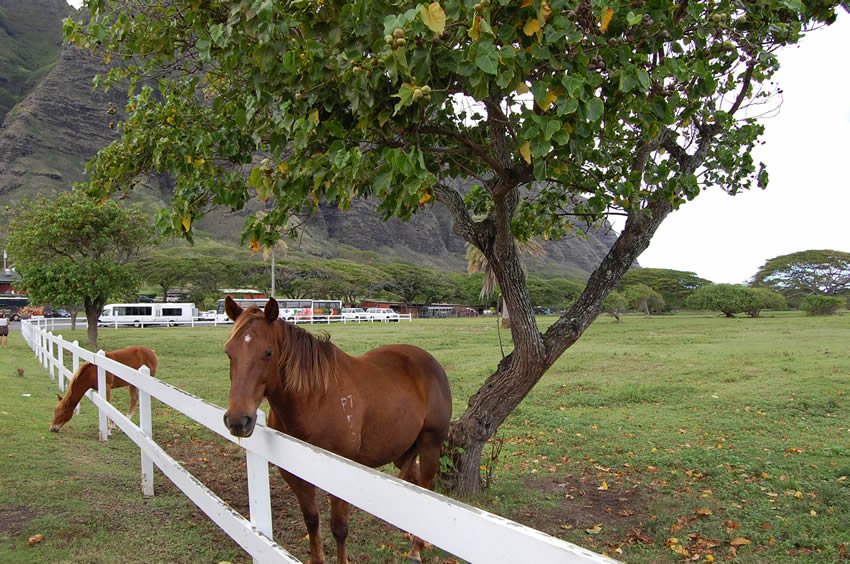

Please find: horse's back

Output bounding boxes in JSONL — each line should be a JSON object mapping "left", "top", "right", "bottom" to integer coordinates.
{"left": 105, "top": 345, "right": 158, "bottom": 385}
{"left": 357, "top": 344, "right": 451, "bottom": 423}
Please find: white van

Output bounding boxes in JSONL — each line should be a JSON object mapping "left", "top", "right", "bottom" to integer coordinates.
{"left": 341, "top": 307, "right": 367, "bottom": 320}
{"left": 99, "top": 303, "right": 198, "bottom": 327}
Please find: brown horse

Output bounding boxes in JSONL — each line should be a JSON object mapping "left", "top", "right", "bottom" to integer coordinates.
{"left": 223, "top": 297, "right": 452, "bottom": 564}
{"left": 50, "top": 345, "right": 158, "bottom": 432}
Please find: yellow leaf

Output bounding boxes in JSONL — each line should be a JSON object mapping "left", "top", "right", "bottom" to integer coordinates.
{"left": 598, "top": 481, "right": 609, "bottom": 490}
{"left": 418, "top": 192, "right": 433, "bottom": 206}
{"left": 166, "top": 115, "right": 174, "bottom": 125}
{"left": 193, "top": 157, "right": 205, "bottom": 166}
{"left": 181, "top": 214, "right": 192, "bottom": 232}
{"left": 729, "top": 537, "right": 751, "bottom": 547}
{"left": 469, "top": 15, "right": 480, "bottom": 41}
{"left": 515, "top": 82, "right": 530, "bottom": 95}
{"left": 670, "top": 544, "right": 690, "bottom": 557}
{"left": 704, "top": 555, "right": 715, "bottom": 563}
{"left": 809, "top": 509, "right": 817, "bottom": 517}
{"left": 538, "top": 0, "right": 552, "bottom": 23}
{"left": 696, "top": 508, "right": 713, "bottom": 516}
{"left": 421, "top": 2, "right": 446, "bottom": 35}
{"left": 308, "top": 109, "right": 320, "bottom": 125}
{"left": 249, "top": 238, "right": 261, "bottom": 253}
{"left": 519, "top": 140, "right": 531, "bottom": 164}
{"left": 540, "top": 90, "right": 558, "bottom": 111}
{"left": 600, "top": 6, "right": 614, "bottom": 33}
{"left": 523, "top": 18, "right": 541, "bottom": 36}
{"left": 277, "top": 162, "right": 289, "bottom": 173}
{"left": 585, "top": 524, "right": 603, "bottom": 534}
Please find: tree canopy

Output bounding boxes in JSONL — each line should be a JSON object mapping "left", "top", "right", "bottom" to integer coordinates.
{"left": 686, "top": 283, "right": 785, "bottom": 317}
{"left": 66, "top": 0, "right": 848, "bottom": 495}
{"left": 7, "top": 190, "right": 154, "bottom": 347}
{"left": 752, "top": 249, "right": 850, "bottom": 305}
{"left": 619, "top": 267, "right": 711, "bottom": 310}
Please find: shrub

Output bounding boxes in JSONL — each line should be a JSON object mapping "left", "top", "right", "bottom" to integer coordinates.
{"left": 799, "top": 295, "right": 844, "bottom": 316}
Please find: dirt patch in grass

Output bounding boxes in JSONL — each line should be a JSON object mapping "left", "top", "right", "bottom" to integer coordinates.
{"left": 0, "top": 505, "right": 36, "bottom": 537}
{"left": 513, "top": 472, "right": 657, "bottom": 553}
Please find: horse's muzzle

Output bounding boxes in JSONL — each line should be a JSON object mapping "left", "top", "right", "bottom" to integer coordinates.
{"left": 223, "top": 412, "right": 255, "bottom": 437}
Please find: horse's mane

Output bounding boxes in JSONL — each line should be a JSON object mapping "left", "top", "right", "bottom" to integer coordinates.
{"left": 228, "top": 307, "right": 339, "bottom": 394}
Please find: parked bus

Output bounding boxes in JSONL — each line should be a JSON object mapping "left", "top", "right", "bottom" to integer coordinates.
{"left": 99, "top": 303, "right": 198, "bottom": 327}
{"left": 214, "top": 297, "right": 342, "bottom": 323}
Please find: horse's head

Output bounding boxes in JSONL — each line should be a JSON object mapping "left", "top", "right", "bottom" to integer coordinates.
{"left": 223, "top": 296, "right": 280, "bottom": 437}
{"left": 50, "top": 393, "right": 71, "bottom": 432}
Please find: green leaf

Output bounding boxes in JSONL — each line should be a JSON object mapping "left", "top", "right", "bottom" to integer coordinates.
{"left": 586, "top": 97, "right": 604, "bottom": 122}
{"left": 474, "top": 41, "right": 499, "bottom": 75}
{"left": 636, "top": 69, "right": 650, "bottom": 92}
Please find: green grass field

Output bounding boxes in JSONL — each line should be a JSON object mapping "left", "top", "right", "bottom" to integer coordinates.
{"left": 1, "top": 312, "right": 848, "bottom": 562}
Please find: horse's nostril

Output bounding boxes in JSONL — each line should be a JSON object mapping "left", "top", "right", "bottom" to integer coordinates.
{"left": 243, "top": 415, "right": 254, "bottom": 428}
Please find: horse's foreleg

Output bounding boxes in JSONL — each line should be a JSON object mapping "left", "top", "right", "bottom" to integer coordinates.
{"left": 280, "top": 470, "right": 325, "bottom": 564}
{"left": 126, "top": 386, "right": 139, "bottom": 421}
{"left": 329, "top": 495, "right": 350, "bottom": 564}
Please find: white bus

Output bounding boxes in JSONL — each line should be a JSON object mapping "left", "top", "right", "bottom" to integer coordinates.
{"left": 99, "top": 303, "right": 198, "bottom": 327}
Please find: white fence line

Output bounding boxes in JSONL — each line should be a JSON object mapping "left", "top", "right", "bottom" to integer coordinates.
{"left": 22, "top": 320, "right": 616, "bottom": 564}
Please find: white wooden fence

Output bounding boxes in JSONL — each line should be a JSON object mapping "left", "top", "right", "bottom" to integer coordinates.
{"left": 22, "top": 320, "right": 616, "bottom": 564}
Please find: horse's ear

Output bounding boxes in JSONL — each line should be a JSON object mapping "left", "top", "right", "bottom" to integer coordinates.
{"left": 224, "top": 296, "right": 243, "bottom": 321}
{"left": 264, "top": 297, "right": 279, "bottom": 323}
{"left": 56, "top": 394, "right": 62, "bottom": 401}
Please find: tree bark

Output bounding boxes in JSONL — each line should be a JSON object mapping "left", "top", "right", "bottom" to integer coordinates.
{"left": 83, "top": 297, "right": 101, "bottom": 349}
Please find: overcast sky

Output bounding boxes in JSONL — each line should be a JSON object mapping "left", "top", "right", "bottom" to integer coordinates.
{"left": 65, "top": 2, "right": 848, "bottom": 283}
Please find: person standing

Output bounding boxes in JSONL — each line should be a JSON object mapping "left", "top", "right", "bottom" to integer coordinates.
{"left": 0, "top": 312, "right": 8, "bottom": 348}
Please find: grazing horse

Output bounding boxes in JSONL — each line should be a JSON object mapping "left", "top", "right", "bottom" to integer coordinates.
{"left": 223, "top": 297, "right": 452, "bottom": 564}
{"left": 50, "top": 345, "right": 158, "bottom": 432}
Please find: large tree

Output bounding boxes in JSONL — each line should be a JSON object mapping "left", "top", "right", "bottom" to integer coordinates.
{"left": 8, "top": 190, "right": 153, "bottom": 347}
{"left": 619, "top": 267, "right": 711, "bottom": 310}
{"left": 752, "top": 249, "right": 850, "bottom": 306}
{"left": 67, "top": 0, "right": 847, "bottom": 495}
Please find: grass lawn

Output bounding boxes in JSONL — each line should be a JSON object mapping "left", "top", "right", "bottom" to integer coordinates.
{"left": 1, "top": 311, "right": 848, "bottom": 562}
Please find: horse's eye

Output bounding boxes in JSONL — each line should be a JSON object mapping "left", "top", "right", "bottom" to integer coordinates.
{"left": 263, "top": 350, "right": 273, "bottom": 360}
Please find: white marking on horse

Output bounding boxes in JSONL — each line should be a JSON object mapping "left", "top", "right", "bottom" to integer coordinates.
{"left": 244, "top": 334, "right": 252, "bottom": 344}
{"left": 340, "top": 394, "right": 353, "bottom": 410}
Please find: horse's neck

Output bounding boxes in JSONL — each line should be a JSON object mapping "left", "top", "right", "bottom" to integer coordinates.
{"left": 62, "top": 366, "right": 97, "bottom": 410}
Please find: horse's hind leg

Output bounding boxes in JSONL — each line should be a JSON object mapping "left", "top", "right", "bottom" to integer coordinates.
{"left": 280, "top": 469, "right": 325, "bottom": 564}
{"left": 401, "top": 430, "right": 445, "bottom": 563}
{"left": 126, "top": 386, "right": 139, "bottom": 421}
{"left": 329, "top": 495, "right": 350, "bottom": 564}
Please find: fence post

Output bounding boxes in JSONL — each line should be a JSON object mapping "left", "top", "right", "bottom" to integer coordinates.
{"left": 96, "top": 350, "right": 109, "bottom": 441}
{"left": 47, "top": 332, "right": 54, "bottom": 380}
{"left": 246, "top": 409, "right": 273, "bottom": 547}
{"left": 71, "top": 341, "right": 80, "bottom": 415}
{"left": 57, "top": 336, "right": 65, "bottom": 393}
{"left": 139, "top": 365, "right": 154, "bottom": 497}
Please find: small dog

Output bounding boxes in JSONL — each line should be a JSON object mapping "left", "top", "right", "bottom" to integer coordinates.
{"left": 16, "top": 368, "right": 24, "bottom": 377}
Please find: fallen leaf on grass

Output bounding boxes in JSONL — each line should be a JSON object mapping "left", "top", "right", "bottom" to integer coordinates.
{"left": 585, "top": 524, "right": 603, "bottom": 534}
{"left": 28, "top": 534, "right": 44, "bottom": 545}
{"left": 695, "top": 508, "right": 713, "bottom": 516}
{"left": 729, "top": 537, "right": 751, "bottom": 547}
{"left": 598, "top": 480, "right": 609, "bottom": 490}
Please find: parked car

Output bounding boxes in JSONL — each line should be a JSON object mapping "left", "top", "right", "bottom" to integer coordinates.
{"left": 341, "top": 307, "right": 367, "bottom": 320}
{"left": 366, "top": 307, "right": 400, "bottom": 322}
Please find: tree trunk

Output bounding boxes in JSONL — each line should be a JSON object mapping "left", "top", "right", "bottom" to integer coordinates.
{"left": 445, "top": 199, "right": 673, "bottom": 497}
{"left": 83, "top": 298, "right": 100, "bottom": 349}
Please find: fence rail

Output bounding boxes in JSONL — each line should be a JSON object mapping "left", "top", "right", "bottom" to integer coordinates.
{"left": 22, "top": 319, "right": 615, "bottom": 564}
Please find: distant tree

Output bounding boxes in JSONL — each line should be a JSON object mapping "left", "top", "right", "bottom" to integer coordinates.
{"left": 739, "top": 287, "right": 786, "bottom": 318}
{"left": 7, "top": 190, "right": 153, "bottom": 347}
{"left": 602, "top": 290, "right": 628, "bottom": 322}
{"left": 619, "top": 268, "right": 711, "bottom": 310}
{"left": 686, "top": 283, "right": 783, "bottom": 318}
{"left": 135, "top": 255, "right": 192, "bottom": 302}
{"left": 752, "top": 250, "right": 850, "bottom": 306}
{"left": 625, "top": 283, "right": 665, "bottom": 315}
{"left": 527, "top": 275, "right": 584, "bottom": 311}
{"left": 799, "top": 295, "right": 844, "bottom": 316}
{"left": 378, "top": 262, "right": 452, "bottom": 305}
